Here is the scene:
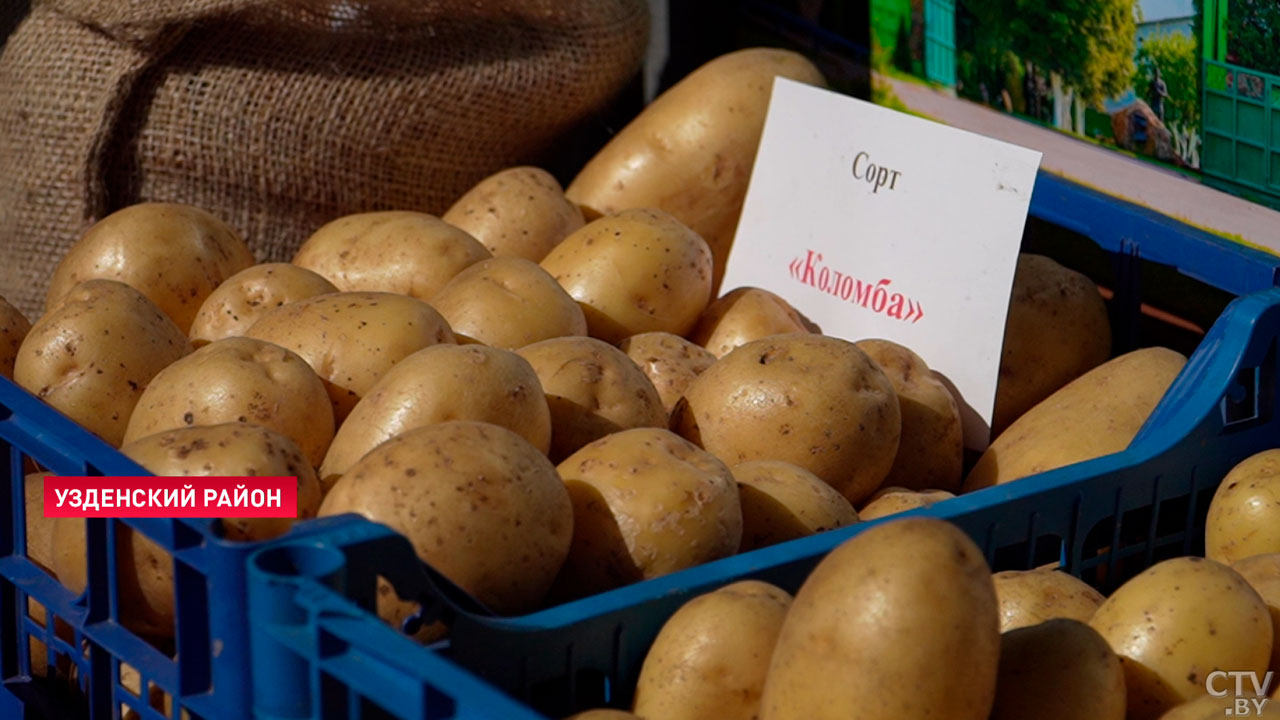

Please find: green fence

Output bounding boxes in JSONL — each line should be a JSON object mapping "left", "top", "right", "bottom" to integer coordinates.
{"left": 1202, "top": 59, "right": 1280, "bottom": 199}
{"left": 923, "top": 0, "right": 955, "bottom": 87}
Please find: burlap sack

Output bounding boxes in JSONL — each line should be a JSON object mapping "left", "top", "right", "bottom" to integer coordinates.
{"left": 0, "top": 0, "right": 649, "bottom": 318}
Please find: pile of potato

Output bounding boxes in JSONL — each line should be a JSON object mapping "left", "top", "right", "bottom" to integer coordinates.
{"left": 568, "top": 454, "right": 1280, "bottom": 720}
{"left": 2, "top": 47, "right": 1198, "bottom": 658}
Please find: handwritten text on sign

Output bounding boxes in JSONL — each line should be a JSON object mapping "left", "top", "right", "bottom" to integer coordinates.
{"left": 721, "top": 78, "right": 1042, "bottom": 448}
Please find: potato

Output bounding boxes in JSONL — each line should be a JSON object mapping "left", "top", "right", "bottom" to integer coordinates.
{"left": 1159, "top": 694, "right": 1280, "bottom": 719}
{"left": 0, "top": 295, "right": 31, "bottom": 379}
{"left": 566, "top": 48, "right": 826, "bottom": 293}
{"left": 856, "top": 487, "right": 956, "bottom": 521}
{"left": 431, "top": 258, "right": 587, "bottom": 349}
{"left": 550, "top": 428, "right": 741, "bottom": 600}
{"left": 1206, "top": 451, "right": 1280, "bottom": 565}
{"left": 188, "top": 263, "right": 337, "bottom": 346}
{"left": 515, "top": 337, "right": 666, "bottom": 462}
{"left": 732, "top": 460, "right": 858, "bottom": 551}
{"left": 292, "top": 211, "right": 491, "bottom": 301}
{"left": 992, "top": 567, "right": 1106, "bottom": 632}
{"left": 618, "top": 331, "right": 716, "bottom": 416}
{"left": 759, "top": 517, "right": 1000, "bottom": 720}
{"left": 855, "top": 339, "right": 962, "bottom": 492}
{"left": 122, "top": 423, "right": 323, "bottom": 542}
{"left": 442, "top": 167, "right": 585, "bottom": 261}
{"left": 964, "top": 347, "right": 1186, "bottom": 491}
{"left": 318, "top": 421, "right": 572, "bottom": 620}
{"left": 1233, "top": 554, "right": 1280, "bottom": 674}
{"left": 540, "top": 208, "right": 713, "bottom": 343}
{"left": 320, "top": 344, "right": 551, "bottom": 489}
{"left": 994, "top": 254, "right": 1112, "bottom": 436}
{"left": 689, "top": 287, "right": 816, "bottom": 359}
{"left": 633, "top": 580, "right": 792, "bottom": 720}
{"left": 245, "top": 291, "right": 455, "bottom": 423}
{"left": 991, "top": 619, "right": 1126, "bottom": 720}
{"left": 15, "top": 280, "right": 192, "bottom": 446}
{"left": 122, "top": 337, "right": 335, "bottom": 468}
{"left": 46, "top": 203, "right": 254, "bottom": 333}
{"left": 24, "top": 473, "right": 55, "bottom": 574}
{"left": 1089, "top": 557, "right": 1273, "bottom": 720}
{"left": 673, "top": 334, "right": 900, "bottom": 505}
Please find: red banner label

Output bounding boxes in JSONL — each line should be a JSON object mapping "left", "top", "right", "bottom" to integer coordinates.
{"left": 42, "top": 476, "right": 298, "bottom": 518}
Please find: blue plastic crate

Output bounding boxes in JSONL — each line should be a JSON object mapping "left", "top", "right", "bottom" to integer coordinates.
{"left": 1, "top": 169, "right": 1279, "bottom": 720}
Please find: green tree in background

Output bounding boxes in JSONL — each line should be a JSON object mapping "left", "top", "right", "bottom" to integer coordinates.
{"left": 1228, "top": 0, "right": 1280, "bottom": 76}
{"left": 1134, "top": 33, "right": 1200, "bottom": 127}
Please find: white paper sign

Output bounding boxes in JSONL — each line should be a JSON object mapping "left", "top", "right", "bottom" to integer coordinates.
{"left": 721, "top": 78, "right": 1043, "bottom": 449}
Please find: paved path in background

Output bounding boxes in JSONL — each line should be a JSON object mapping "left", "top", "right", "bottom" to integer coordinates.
{"left": 883, "top": 75, "right": 1280, "bottom": 250}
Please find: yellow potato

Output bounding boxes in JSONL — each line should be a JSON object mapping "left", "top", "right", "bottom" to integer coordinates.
{"left": 320, "top": 344, "right": 551, "bottom": 489}
{"left": 618, "top": 331, "right": 716, "bottom": 417}
{"left": 540, "top": 209, "right": 713, "bottom": 343}
{"left": 1089, "top": 557, "right": 1273, "bottom": 720}
{"left": 551, "top": 428, "right": 742, "bottom": 600}
{"left": 856, "top": 487, "right": 956, "bottom": 521}
{"left": 515, "top": 337, "right": 666, "bottom": 462}
{"left": 188, "top": 263, "right": 337, "bottom": 346}
{"left": 992, "top": 567, "right": 1106, "bottom": 632}
{"left": 0, "top": 295, "right": 31, "bottom": 380}
{"left": 855, "top": 339, "right": 962, "bottom": 493}
{"left": 292, "top": 211, "right": 490, "bottom": 301}
{"left": 1158, "top": 694, "right": 1280, "bottom": 719}
{"left": 15, "top": 280, "right": 192, "bottom": 446}
{"left": 991, "top": 619, "right": 1126, "bottom": 720}
{"left": 442, "top": 166, "right": 585, "bottom": 261}
{"left": 431, "top": 257, "right": 587, "bottom": 349}
{"left": 1206, "top": 451, "right": 1280, "bottom": 565}
{"left": 673, "top": 334, "right": 900, "bottom": 505}
{"left": 24, "top": 473, "right": 54, "bottom": 575}
{"left": 566, "top": 48, "right": 826, "bottom": 293}
{"left": 245, "top": 291, "right": 455, "bottom": 423}
{"left": 689, "top": 287, "right": 816, "bottom": 359}
{"left": 633, "top": 581, "right": 792, "bottom": 720}
{"left": 732, "top": 460, "right": 858, "bottom": 551}
{"left": 122, "top": 423, "right": 323, "bottom": 542}
{"left": 965, "top": 347, "right": 1186, "bottom": 491}
{"left": 760, "top": 517, "right": 1000, "bottom": 720}
{"left": 122, "top": 337, "right": 335, "bottom": 468}
{"left": 46, "top": 203, "right": 254, "bottom": 333}
{"left": 319, "top": 421, "right": 572, "bottom": 618}
{"left": 1232, "top": 554, "right": 1280, "bottom": 674}
{"left": 994, "top": 254, "right": 1112, "bottom": 436}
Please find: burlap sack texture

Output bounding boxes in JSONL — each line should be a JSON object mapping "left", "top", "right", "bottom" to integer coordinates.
{"left": 0, "top": 0, "right": 649, "bottom": 318}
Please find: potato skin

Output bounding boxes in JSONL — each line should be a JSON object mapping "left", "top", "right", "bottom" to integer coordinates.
{"left": 319, "top": 421, "right": 572, "bottom": 617}
{"left": 618, "top": 331, "right": 716, "bottom": 417}
{"left": 46, "top": 203, "right": 254, "bottom": 333}
{"left": 188, "top": 263, "right": 337, "bottom": 346}
{"left": 0, "top": 296, "right": 31, "bottom": 380}
{"left": 991, "top": 619, "right": 1126, "bottom": 720}
{"left": 431, "top": 257, "right": 587, "bottom": 349}
{"left": 1206, "top": 451, "right": 1280, "bottom": 565}
{"left": 965, "top": 347, "right": 1186, "bottom": 491}
{"left": 689, "top": 287, "right": 814, "bottom": 359}
{"left": 293, "top": 211, "right": 490, "bottom": 301}
{"left": 442, "top": 166, "right": 585, "bottom": 262}
{"left": 759, "top": 517, "right": 1000, "bottom": 720}
{"left": 320, "top": 344, "right": 551, "bottom": 489}
{"left": 732, "top": 460, "right": 858, "bottom": 551}
{"left": 15, "top": 280, "right": 193, "bottom": 446}
{"left": 551, "top": 428, "right": 742, "bottom": 600}
{"left": 540, "top": 208, "right": 713, "bottom": 343}
{"left": 994, "top": 254, "right": 1112, "bottom": 436}
{"left": 516, "top": 337, "right": 666, "bottom": 462}
{"left": 1089, "top": 557, "right": 1273, "bottom": 720}
{"left": 633, "top": 580, "right": 793, "bottom": 720}
{"left": 245, "top": 291, "right": 455, "bottom": 423}
{"left": 1232, "top": 553, "right": 1280, "bottom": 674}
{"left": 992, "top": 567, "right": 1106, "bottom": 632}
{"left": 1158, "top": 694, "right": 1280, "bottom": 719}
{"left": 673, "top": 334, "right": 901, "bottom": 505}
{"left": 856, "top": 339, "right": 963, "bottom": 493}
{"left": 122, "top": 337, "right": 335, "bottom": 468}
{"left": 857, "top": 487, "right": 955, "bottom": 521}
{"left": 566, "top": 48, "right": 826, "bottom": 293}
